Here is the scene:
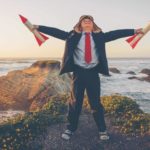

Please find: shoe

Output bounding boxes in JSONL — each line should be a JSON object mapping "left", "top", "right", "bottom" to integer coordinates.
{"left": 99, "top": 131, "right": 110, "bottom": 140}
{"left": 61, "top": 129, "right": 74, "bottom": 140}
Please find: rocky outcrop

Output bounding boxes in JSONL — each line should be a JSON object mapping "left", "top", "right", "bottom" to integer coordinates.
{"left": 127, "top": 71, "right": 136, "bottom": 75}
{"left": 128, "top": 68, "right": 150, "bottom": 82}
{"left": 140, "top": 68, "right": 150, "bottom": 75}
{"left": 0, "top": 60, "right": 72, "bottom": 111}
{"left": 128, "top": 76, "right": 150, "bottom": 82}
{"left": 109, "top": 67, "right": 121, "bottom": 74}
{"left": 128, "top": 76, "right": 138, "bottom": 80}
{"left": 141, "top": 75, "right": 150, "bottom": 82}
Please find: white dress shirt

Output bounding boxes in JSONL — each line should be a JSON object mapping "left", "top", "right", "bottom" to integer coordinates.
{"left": 73, "top": 31, "right": 99, "bottom": 68}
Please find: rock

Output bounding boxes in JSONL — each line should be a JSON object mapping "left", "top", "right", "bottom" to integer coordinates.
{"left": 109, "top": 67, "right": 121, "bottom": 74}
{"left": 140, "top": 75, "right": 150, "bottom": 82}
{"left": 31, "top": 60, "right": 60, "bottom": 70}
{"left": 140, "top": 69, "right": 150, "bottom": 75}
{"left": 128, "top": 75, "right": 150, "bottom": 82}
{"left": 127, "top": 71, "right": 136, "bottom": 75}
{"left": 0, "top": 60, "right": 72, "bottom": 111}
{"left": 128, "top": 76, "right": 138, "bottom": 80}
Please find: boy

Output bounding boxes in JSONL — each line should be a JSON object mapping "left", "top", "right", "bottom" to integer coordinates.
{"left": 33, "top": 15, "right": 143, "bottom": 140}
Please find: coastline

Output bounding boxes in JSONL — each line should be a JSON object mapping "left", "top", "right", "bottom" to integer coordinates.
{"left": 0, "top": 58, "right": 150, "bottom": 112}
{"left": 0, "top": 59, "right": 149, "bottom": 149}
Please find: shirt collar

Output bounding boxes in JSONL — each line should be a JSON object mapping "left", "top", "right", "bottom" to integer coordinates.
{"left": 82, "top": 31, "right": 92, "bottom": 35}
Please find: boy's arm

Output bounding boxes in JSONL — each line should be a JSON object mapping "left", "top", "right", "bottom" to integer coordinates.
{"left": 103, "top": 29, "right": 135, "bottom": 42}
{"left": 37, "top": 25, "right": 69, "bottom": 40}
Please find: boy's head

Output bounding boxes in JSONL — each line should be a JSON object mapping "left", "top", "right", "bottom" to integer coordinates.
{"left": 80, "top": 16, "right": 94, "bottom": 32}
{"left": 73, "top": 15, "right": 102, "bottom": 33}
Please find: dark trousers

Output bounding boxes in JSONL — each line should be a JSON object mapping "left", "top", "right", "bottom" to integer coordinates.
{"left": 66, "top": 64, "right": 106, "bottom": 132}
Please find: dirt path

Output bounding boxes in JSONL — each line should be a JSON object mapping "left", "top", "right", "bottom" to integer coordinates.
{"left": 32, "top": 109, "right": 149, "bottom": 150}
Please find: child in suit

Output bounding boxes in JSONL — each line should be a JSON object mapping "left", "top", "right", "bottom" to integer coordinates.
{"left": 34, "top": 15, "right": 143, "bottom": 141}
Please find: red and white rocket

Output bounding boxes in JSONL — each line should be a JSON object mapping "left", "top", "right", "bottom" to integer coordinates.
{"left": 126, "top": 22, "right": 150, "bottom": 49}
{"left": 19, "top": 14, "right": 49, "bottom": 46}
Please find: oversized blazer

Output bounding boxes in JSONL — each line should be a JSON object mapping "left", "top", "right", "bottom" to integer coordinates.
{"left": 37, "top": 26, "right": 135, "bottom": 76}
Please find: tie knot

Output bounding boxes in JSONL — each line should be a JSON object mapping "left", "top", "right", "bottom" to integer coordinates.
{"left": 85, "top": 32, "right": 91, "bottom": 35}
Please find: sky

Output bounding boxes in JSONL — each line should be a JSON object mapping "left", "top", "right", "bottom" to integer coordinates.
{"left": 0, "top": 0, "right": 150, "bottom": 58}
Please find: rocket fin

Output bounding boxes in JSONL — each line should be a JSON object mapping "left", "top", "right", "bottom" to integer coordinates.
{"left": 130, "top": 38, "right": 141, "bottom": 49}
{"left": 126, "top": 34, "right": 137, "bottom": 43}
{"left": 34, "top": 35, "right": 43, "bottom": 46}
{"left": 38, "top": 32, "right": 49, "bottom": 40}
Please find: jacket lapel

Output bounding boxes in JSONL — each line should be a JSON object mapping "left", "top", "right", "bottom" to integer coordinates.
{"left": 70, "top": 32, "right": 82, "bottom": 52}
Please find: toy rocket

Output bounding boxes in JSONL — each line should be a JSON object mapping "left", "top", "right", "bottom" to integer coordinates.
{"left": 126, "top": 22, "right": 150, "bottom": 49}
{"left": 19, "top": 14, "right": 49, "bottom": 46}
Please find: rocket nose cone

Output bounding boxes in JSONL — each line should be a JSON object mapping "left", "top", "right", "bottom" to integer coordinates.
{"left": 19, "top": 14, "right": 27, "bottom": 23}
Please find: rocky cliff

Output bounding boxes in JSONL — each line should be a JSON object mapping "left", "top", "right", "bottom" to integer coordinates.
{"left": 0, "top": 60, "right": 72, "bottom": 111}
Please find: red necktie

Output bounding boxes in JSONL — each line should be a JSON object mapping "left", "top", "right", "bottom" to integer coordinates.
{"left": 85, "top": 32, "right": 92, "bottom": 63}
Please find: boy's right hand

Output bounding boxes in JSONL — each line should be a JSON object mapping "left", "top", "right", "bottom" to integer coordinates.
{"left": 31, "top": 25, "right": 39, "bottom": 31}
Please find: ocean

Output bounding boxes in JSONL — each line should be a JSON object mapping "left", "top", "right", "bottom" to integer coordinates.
{"left": 0, "top": 57, "right": 150, "bottom": 115}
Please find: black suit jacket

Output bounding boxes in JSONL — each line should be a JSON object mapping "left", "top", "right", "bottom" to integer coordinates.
{"left": 38, "top": 26, "right": 135, "bottom": 76}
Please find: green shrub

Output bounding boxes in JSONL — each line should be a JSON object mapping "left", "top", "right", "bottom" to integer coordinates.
{"left": 83, "top": 94, "right": 150, "bottom": 135}
{"left": 101, "top": 95, "right": 143, "bottom": 116}
{"left": 101, "top": 94, "right": 150, "bottom": 135}
{"left": 0, "top": 94, "right": 68, "bottom": 150}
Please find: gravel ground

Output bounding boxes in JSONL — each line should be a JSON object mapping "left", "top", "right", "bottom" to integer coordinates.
{"left": 30, "top": 109, "right": 150, "bottom": 150}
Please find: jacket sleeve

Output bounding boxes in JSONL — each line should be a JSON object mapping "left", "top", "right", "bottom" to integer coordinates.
{"left": 37, "top": 25, "right": 69, "bottom": 40}
{"left": 104, "top": 29, "right": 135, "bottom": 42}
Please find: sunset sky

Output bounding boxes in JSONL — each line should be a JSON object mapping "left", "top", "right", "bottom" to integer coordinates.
{"left": 0, "top": 0, "right": 150, "bottom": 58}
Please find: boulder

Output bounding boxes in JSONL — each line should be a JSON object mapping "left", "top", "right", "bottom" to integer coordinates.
{"left": 109, "top": 67, "right": 121, "bottom": 74}
{"left": 128, "top": 75, "right": 150, "bottom": 82}
{"left": 128, "top": 76, "right": 138, "bottom": 80}
{"left": 127, "top": 71, "right": 136, "bottom": 75}
{"left": 140, "top": 69, "right": 150, "bottom": 75}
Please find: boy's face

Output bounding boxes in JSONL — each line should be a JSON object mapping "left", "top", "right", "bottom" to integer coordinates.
{"left": 81, "top": 18, "right": 93, "bottom": 31}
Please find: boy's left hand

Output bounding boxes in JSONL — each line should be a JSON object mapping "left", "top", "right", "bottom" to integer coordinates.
{"left": 135, "top": 28, "right": 144, "bottom": 34}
